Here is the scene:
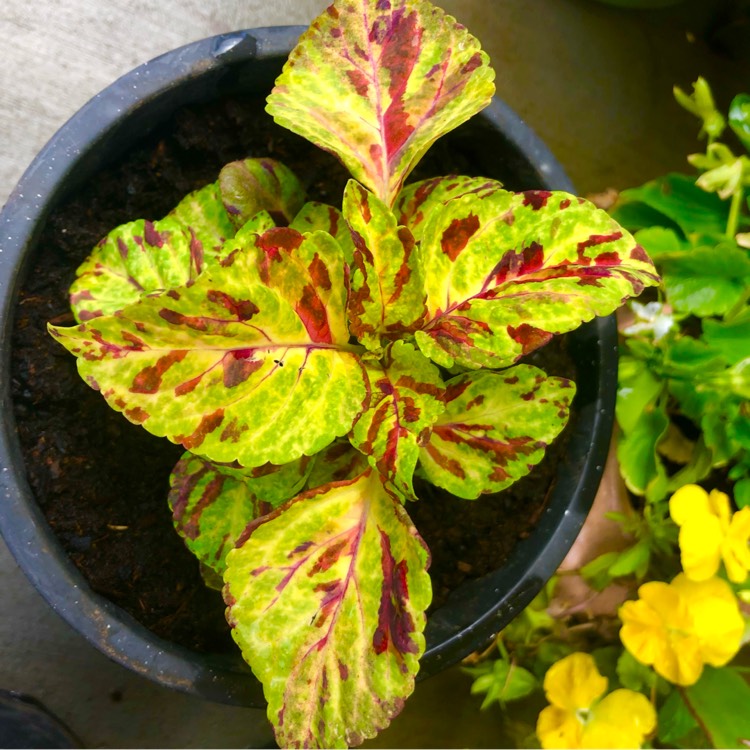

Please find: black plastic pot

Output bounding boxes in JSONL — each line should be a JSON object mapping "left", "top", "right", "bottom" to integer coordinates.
{"left": 0, "top": 27, "right": 616, "bottom": 707}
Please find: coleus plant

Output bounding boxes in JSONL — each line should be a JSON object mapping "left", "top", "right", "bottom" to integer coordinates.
{"left": 47, "top": 0, "right": 658, "bottom": 747}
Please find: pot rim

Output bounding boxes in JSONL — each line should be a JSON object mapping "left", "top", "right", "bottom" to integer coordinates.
{"left": 0, "top": 26, "right": 615, "bottom": 707}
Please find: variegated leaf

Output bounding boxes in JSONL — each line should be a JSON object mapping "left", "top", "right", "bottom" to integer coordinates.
{"left": 306, "top": 439, "right": 370, "bottom": 490}
{"left": 50, "top": 234, "right": 367, "bottom": 468}
{"left": 351, "top": 341, "right": 445, "bottom": 500}
{"left": 168, "top": 452, "right": 313, "bottom": 575}
{"left": 344, "top": 181, "right": 426, "bottom": 349}
{"left": 237, "top": 210, "right": 277, "bottom": 237}
{"left": 168, "top": 181, "right": 236, "bottom": 252}
{"left": 395, "top": 175, "right": 504, "bottom": 242}
{"left": 415, "top": 190, "right": 660, "bottom": 369}
{"left": 224, "top": 469, "right": 431, "bottom": 749}
{"left": 219, "top": 158, "right": 306, "bottom": 229}
{"left": 290, "top": 202, "right": 356, "bottom": 264}
{"left": 419, "top": 365, "right": 575, "bottom": 499}
{"left": 69, "top": 217, "right": 200, "bottom": 323}
{"left": 266, "top": 0, "right": 495, "bottom": 206}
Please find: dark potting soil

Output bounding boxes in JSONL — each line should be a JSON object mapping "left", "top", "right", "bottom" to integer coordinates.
{"left": 10, "top": 95, "right": 575, "bottom": 654}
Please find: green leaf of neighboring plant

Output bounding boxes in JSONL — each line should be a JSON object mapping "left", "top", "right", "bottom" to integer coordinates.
{"left": 659, "top": 243, "right": 750, "bottom": 317}
{"left": 729, "top": 93, "right": 750, "bottom": 153}
{"left": 607, "top": 538, "right": 651, "bottom": 579}
{"left": 633, "top": 226, "right": 687, "bottom": 258}
{"left": 224, "top": 469, "right": 432, "bottom": 749}
{"left": 50, "top": 232, "right": 368, "bottom": 468}
{"left": 290, "top": 202, "right": 356, "bottom": 264}
{"left": 395, "top": 175, "right": 504, "bottom": 243}
{"left": 467, "top": 658, "right": 538, "bottom": 709}
{"left": 616, "top": 398, "right": 669, "bottom": 498}
{"left": 168, "top": 452, "right": 313, "bottom": 574}
{"left": 673, "top": 78, "right": 726, "bottom": 142}
{"left": 703, "top": 308, "right": 750, "bottom": 365}
{"left": 681, "top": 667, "right": 750, "bottom": 749}
{"left": 168, "top": 181, "right": 236, "bottom": 252}
{"left": 419, "top": 365, "right": 574, "bottom": 499}
{"left": 734, "top": 477, "right": 750, "bottom": 509}
{"left": 658, "top": 689, "right": 706, "bottom": 748}
{"left": 612, "top": 173, "right": 730, "bottom": 237}
{"left": 350, "top": 341, "right": 445, "bottom": 500}
{"left": 343, "top": 181, "right": 427, "bottom": 349}
{"left": 218, "top": 158, "right": 306, "bottom": 229}
{"left": 617, "top": 649, "right": 656, "bottom": 694}
{"left": 415, "top": 190, "right": 658, "bottom": 369}
{"left": 69, "top": 217, "right": 200, "bottom": 323}
{"left": 617, "top": 355, "right": 665, "bottom": 435}
{"left": 266, "top": 0, "right": 495, "bottom": 206}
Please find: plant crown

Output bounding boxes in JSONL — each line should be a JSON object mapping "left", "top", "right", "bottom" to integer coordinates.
{"left": 48, "top": 0, "right": 657, "bottom": 746}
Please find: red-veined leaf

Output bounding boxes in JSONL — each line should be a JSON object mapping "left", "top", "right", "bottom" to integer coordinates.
{"left": 415, "top": 190, "right": 660, "bottom": 369}
{"left": 419, "top": 365, "right": 574, "bottom": 498}
{"left": 344, "top": 180, "right": 426, "bottom": 349}
{"left": 290, "top": 202, "right": 356, "bottom": 264}
{"left": 224, "top": 468, "right": 431, "bottom": 748}
{"left": 395, "top": 174, "right": 504, "bottom": 242}
{"left": 168, "top": 452, "right": 313, "bottom": 574}
{"left": 50, "top": 230, "right": 367, "bottom": 468}
{"left": 350, "top": 341, "right": 445, "bottom": 500}
{"left": 266, "top": 0, "right": 495, "bottom": 206}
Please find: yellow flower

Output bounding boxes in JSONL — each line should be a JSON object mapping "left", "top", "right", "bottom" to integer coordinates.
{"left": 669, "top": 484, "right": 750, "bottom": 583}
{"left": 619, "top": 574, "right": 744, "bottom": 686}
{"left": 536, "top": 652, "right": 656, "bottom": 749}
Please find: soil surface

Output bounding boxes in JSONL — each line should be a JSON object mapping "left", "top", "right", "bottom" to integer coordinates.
{"left": 10, "top": 94, "right": 575, "bottom": 653}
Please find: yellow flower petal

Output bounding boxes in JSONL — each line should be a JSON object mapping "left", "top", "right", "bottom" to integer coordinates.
{"left": 543, "top": 653, "right": 608, "bottom": 712}
{"left": 581, "top": 689, "right": 656, "bottom": 749}
{"left": 537, "top": 705, "right": 584, "bottom": 750}
{"left": 724, "top": 507, "right": 750, "bottom": 584}
{"left": 669, "top": 485, "right": 711, "bottom": 526}
{"left": 619, "top": 580, "right": 704, "bottom": 685}
{"left": 671, "top": 574, "right": 744, "bottom": 666}
{"left": 707, "top": 489, "right": 732, "bottom": 529}
{"left": 619, "top": 598, "right": 669, "bottom": 667}
{"left": 678, "top": 516, "right": 723, "bottom": 581}
{"left": 655, "top": 632, "right": 704, "bottom": 686}
{"left": 637, "top": 581, "right": 692, "bottom": 631}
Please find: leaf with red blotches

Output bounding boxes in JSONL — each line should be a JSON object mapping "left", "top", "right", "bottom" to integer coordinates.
{"left": 219, "top": 158, "right": 306, "bottom": 229}
{"left": 395, "top": 174, "right": 504, "bottom": 242}
{"left": 419, "top": 365, "right": 574, "bottom": 498}
{"left": 50, "top": 231, "right": 367, "bottom": 469}
{"left": 350, "top": 341, "right": 445, "bottom": 500}
{"left": 290, "top": 202, "right": 356, "bottom": 264}
{"left": 69, "top": 172, "right": 290, "bottom": 324}
{"left": 70, "top": 216, "right": 209, "bottom": 323}
{"left": 224, "top": 468, "right": 431, "bottom": 749}
{"left": 266, "top": 0, "right": 495, "bottom": 206}
{"left": 168, "top": 452, "right": 313, "bottom": 575}
{"left": 344, "top": 181, "right": 427, "bottom": 350}
{"left": 305, "top": 440, "right": 370, "bottom": 490}
{"left": 415, "top": 190, "right": 660, "bottom": 369}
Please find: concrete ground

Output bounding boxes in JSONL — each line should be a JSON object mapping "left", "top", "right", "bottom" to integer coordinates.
{"left": 0, "top": 0, "right": 747, "bottom": 747}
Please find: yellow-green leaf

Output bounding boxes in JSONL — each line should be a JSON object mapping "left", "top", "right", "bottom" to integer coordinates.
{"left": 266, "top": 0, "right": 495, "bottom": 206}
{"left": 419, "top": 365, "right": 574, "bottom": 498}
{"left": 224, "top": 469, "right": 432, "bottom": 748}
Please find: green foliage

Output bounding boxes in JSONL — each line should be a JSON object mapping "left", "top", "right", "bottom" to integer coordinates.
{"left": 48, "top": 1, "right": 656, "bottom": 747}
{"left": 613, "top": 78, "right": 750, "bottom": 512}
{"left": 681, "top": 667, "right": 750, "bottom": 749}
{"left": 462, "top": 77, "right": 750, "bottom": 750}
{"left": 465, "top": 657, "right": 538, "bottom": 709}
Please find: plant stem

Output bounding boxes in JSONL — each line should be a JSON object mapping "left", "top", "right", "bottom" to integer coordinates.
{"left": 727, "top": 187, "right": 744, "bottom": 239}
